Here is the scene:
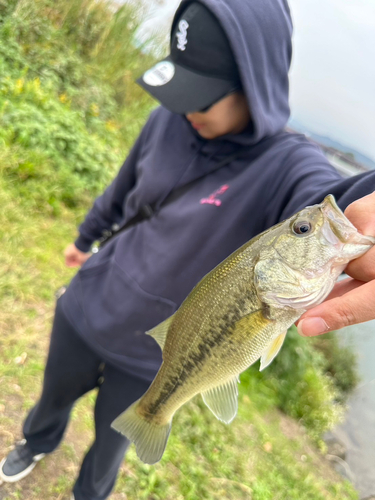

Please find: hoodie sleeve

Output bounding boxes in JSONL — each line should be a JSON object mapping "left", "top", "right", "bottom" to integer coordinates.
{"left": 74, "top": 127, "right": 146, "bottom": 253}
{"left": 267, "top": 141, "right": 375, "bottom": 225}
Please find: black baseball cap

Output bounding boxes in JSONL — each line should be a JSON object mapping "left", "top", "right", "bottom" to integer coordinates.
{"left": 137, "top": 2, "right": 241, "bottom": 114}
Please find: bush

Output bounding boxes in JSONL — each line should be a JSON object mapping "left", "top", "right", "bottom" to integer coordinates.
{"left": 240, "top": 327, "right": 348, "bottom": 439}
{"left": 0, "top": 0, "right": 156, "bottom": 213}
{"left": 312, "top": 332, "right": 360, "bottom": 403}
{"left": 0, "top": 71, "right": 122, "bottom": 210}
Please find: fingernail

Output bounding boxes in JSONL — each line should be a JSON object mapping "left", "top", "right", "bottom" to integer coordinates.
{"left": 297, "top": 318, "right": 329, "bottom": 337}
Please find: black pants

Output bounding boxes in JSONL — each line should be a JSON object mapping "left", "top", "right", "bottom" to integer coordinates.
{"left": 23, "top": 298, "right": 151, "bottom": 500}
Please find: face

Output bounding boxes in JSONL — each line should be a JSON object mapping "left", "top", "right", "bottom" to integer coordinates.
{"left": 185, "top": 92, "right": 251, "bottom": 140}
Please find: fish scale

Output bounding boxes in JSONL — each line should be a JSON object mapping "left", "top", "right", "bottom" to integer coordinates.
{"left": 112, "top": 195, "right": 375, "bottom": 464}
{"left": 140, "top": 264, "right": 258, "bottom": 418}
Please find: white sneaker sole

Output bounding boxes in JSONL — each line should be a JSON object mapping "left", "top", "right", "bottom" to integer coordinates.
{"left": 0, "top": 453, "right": 45, "bottom": 483}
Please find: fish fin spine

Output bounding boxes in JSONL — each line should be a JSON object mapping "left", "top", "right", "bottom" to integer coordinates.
{"left": 259, "top": 330, "right": 287, "bottom": 371}
{"left": 146, "top": 314, "right": 175, "bottom": 351}
{"left": 201, "top": 375, "right": 239, "bottom": 424}
{"left": 111, "top": 399, "right": 171, "bottom": 465}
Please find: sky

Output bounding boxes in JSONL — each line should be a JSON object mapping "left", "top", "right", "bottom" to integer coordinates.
{"left": 138, "top": 0, "right": 375, "bottom": 161}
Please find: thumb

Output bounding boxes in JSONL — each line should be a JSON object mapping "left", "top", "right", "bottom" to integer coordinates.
{"left": 297, "top": 280, "right": 375, "bottom": 336}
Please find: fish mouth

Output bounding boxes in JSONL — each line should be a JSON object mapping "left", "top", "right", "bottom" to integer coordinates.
{"left": 321, "top": 195, "right": 375, "bottom": 259}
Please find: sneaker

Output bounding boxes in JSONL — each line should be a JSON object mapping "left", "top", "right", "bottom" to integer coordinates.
{"left": 0, "top": 439, "right": 46, "bottom": 483}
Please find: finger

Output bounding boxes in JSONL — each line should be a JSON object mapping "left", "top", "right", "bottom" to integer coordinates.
{"left": 344, "top": 192, "right": 375, "bottom": 235}
{"left": 343, "top": 193, "right": 375, "bottom": 282}
{"left": 297, "top": 279, "right": 375, "bottom": 336}
{"left": 324, "top": 277, "right": 364, "bottom": 300}
{"left": 345, "top": 246, "right": 375, "bottom": 282}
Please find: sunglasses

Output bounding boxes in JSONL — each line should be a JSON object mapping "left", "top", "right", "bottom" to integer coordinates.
{"left": 196, "top": 87, "right": 241, "bottom": 113}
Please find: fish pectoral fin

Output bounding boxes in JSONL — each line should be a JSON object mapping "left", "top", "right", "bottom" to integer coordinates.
{"left": 201, "top": 375, "right": 239, "bottom": 424}
{"left": 259, "top": 331, "right": 287, "bottom": 371}
{"left": 146, "top": 314, "right": 175, "bottom": 351}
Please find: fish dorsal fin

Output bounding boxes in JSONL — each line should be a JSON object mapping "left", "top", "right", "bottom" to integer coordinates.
{"left": 201, "top": 375, "right": 239, "bottom": 424}
{"left": 146, "top": 314, "right": 175, "bottom": 351}
{"left": 259, "top": 331, "right": 287, "bottom": 371}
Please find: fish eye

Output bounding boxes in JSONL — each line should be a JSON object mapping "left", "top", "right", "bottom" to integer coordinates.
{"left": 293, "top": 221, "right": 312, "bottom": 236}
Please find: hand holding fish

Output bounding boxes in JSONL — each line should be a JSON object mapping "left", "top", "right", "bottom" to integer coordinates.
{"left": 112, "top": 195, "right": 375, "bottom": 464}
{"left": 298, "top": 191, "right": 375, "bottom": 336}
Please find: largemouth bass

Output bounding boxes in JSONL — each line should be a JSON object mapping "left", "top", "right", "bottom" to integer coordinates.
{"left": 112, "top": 195, "right": 375, "bottom": 464}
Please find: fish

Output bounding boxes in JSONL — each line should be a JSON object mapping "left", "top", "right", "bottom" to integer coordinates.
{"left": 112, "top": 195, "right": 375, "bottom": 464}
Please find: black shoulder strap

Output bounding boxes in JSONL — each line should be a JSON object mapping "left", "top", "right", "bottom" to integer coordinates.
{"left": 97, "top": 204, "right": 156, "bottom": 249}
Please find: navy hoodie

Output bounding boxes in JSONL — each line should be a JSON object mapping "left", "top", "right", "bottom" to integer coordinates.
{"left": 61, "top": 0, "right": 375, "bottom": 381}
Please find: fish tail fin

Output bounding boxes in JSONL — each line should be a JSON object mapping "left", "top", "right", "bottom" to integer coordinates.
{"left": 111, "top": 399, "right": 171, "bottom": 465}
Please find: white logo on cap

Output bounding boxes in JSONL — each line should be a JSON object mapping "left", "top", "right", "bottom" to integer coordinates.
{"left": 143, "top": 61, "right": 175, "bottom": 87}
{"left": 176, "top": 20, "right": 189, "bottom": 51}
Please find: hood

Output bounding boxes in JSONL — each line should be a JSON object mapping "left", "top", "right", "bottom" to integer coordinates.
{"left": 171, "top": 0, "right": 293, "bottom": 145}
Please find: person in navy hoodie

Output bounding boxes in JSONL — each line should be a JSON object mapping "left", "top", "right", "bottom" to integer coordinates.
{"left": 1, "top": 1, "right": 375, "bottom": 499}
